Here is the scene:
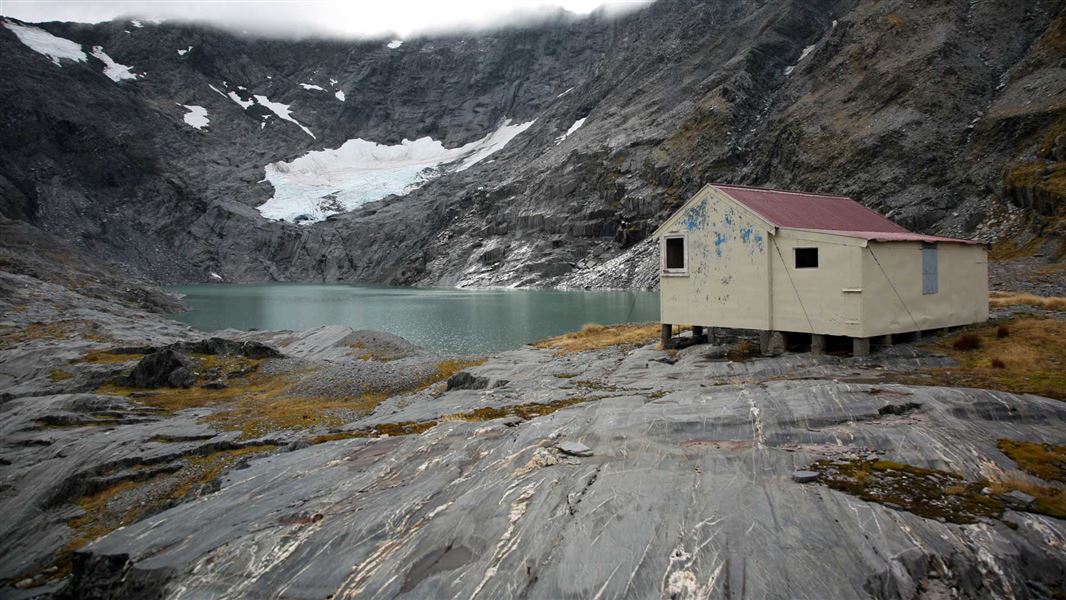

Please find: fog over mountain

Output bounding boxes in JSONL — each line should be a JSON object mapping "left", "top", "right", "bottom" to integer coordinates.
{"left": 1, "top": 0, "right": 649, "bottom": 38}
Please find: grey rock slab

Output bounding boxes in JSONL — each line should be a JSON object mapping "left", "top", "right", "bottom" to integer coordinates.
{"left": 791, "top": 470, "right": 820, "bottom": 483}
{"left": 555, "top": 441, "right": 593, "bottom": 457}
{"left": 66, "top": 377, "right": 1066, "bottom": 599}
{"left": 1004, "top": 490, "right": 1036, "bottom": 507}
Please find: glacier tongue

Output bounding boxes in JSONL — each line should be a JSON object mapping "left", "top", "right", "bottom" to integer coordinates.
{"left": 258, "top": 119, "right": 534, "bottom": 223}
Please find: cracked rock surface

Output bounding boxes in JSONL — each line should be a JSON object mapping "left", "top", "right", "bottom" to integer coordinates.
{"left": 58, "top": 343, "right": 1066, "bottom": 599}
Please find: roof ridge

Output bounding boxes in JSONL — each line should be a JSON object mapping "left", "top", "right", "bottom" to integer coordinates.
{"left": 713, "top": 183, "right": 853, "bottom": 201}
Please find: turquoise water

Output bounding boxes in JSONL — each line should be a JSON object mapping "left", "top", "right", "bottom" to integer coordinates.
{"left": 166, "top": 283, "right": 660, "bottom": 355}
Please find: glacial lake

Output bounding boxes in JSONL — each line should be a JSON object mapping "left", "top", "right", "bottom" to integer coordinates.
{"left": 166, "top": 283, "right": 660, "bottom": 355}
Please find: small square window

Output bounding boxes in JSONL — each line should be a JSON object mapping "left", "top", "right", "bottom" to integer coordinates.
{"left": 664, "top": 235, "right": 686, "bottom": 273}
{"left": 794, "top": 247, "right": 818, "bottom": 269}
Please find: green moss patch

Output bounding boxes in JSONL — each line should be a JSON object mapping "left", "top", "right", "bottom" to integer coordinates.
{"left": 810, "top": 458, "right": 1002, "bottom": 524}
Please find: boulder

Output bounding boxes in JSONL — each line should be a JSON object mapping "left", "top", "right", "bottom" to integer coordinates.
{"left": 1003, "top": 490, "right": 1035, "bottom": 508}
{"left": 556, "top": 441, "right": 593, "bottom": 457}
{"left": 446, "top": 372, "right": 489, "bottom": 391}
{"left": 126, "top": 349, "right": 197, "bottom": 388}
{"left": 792, "top": 470, "right": 820, "bottom": 483}
{"left": 174, "top": 338, "right": 282, "bottom": 359}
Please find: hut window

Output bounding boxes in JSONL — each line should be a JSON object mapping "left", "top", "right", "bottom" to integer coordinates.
{"left": 794, "top": 247, "right": 819, "bottom": 269}
{"left": 922, "top": 243, "right": 938, "bottom": 294}
{"left": 663, "top": 234, "right": 687, "bottom": 275}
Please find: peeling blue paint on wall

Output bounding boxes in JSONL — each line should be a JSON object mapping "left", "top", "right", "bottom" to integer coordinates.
{"left": 714, "top": 232, "right": 727, "bottom": 257}
{"left": 738, "top": 225, "right": 766, "bottom": 254}
{"left": 681, "top": 199, "right": 710, "bottom": 231}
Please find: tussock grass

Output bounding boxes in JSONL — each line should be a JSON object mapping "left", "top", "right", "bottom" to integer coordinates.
{"left": 78, "top": 350, "right": 146, "bottom": 364}
{"left": 532, "top": 323, "right": 660, "bottom": 355}
{"left": 952, "top": 333, "right": 982, "bottom": 351}
{"left": 990, "top": 291, "right": 1066, "bottom": 311}
{"left": 986, "top": 441, "right": 1066, "bottom": 519}
{"left": 987, "top": 475, "right": 1066, "bottom": 519}
{"left": 98, "top": 356, "right": 484, "bottom": 439}
{"left": 997, "top": 439, "right": 1066, "bottom": 482}
{"left": 915, "top": 317, "right": 1066, "bottom": 400}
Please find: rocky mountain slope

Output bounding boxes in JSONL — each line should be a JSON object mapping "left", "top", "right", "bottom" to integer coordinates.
{"left": 1, "top": 0, "right": 1064, "bottom": 288}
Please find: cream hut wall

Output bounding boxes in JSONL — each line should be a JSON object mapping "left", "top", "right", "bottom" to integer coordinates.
{"left": 653, "top": 184, "right": 988, "bottom": 356}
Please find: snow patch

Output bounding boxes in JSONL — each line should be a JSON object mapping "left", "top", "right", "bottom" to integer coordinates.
{"left": 387, "top": 40, "right": 403, "bottom": 49}
{"left": 335, "top": 90, "right": 345, "bottom": 102}
{"left": 253, "top": 95, "right": 316, "bottom": 139}
{"left": 177, "top": 45, "right": 192, "bottom": 56}
{"left": 4, "top": 21, "right": 86, "bottom": 66}
{"left": 557, "top": 87, "right": 574, "bottom": 98}
{"left": 455, "top": 119, "right": 534, "bottom": 171}
{"left": 784, "top": 43, "right": 817, "bottom": 76}
{"left": 130, "top": 20, "right": 144, "bottom": 28}
{"left": 556, "top": 117, "right": 586, "bottom": 143}
{"left": 226, "top": 90, "right": 254, "bottom": 109}
{"left": 90, "top": 46, "right": 139, "bottom": 81}
{"left": 329, "top": 78, "right": 338, "bottom": 86}
{"left": 209, "top": 272, "right": 223, "bottom": 281}
{"left": 180, "top": 104, "right": 209, "bottom": 130}
{"left": 299, "top": 83, "right": 324, "bottom": 91}
{"left": 258, "top": 118, "right": 535, "bottom": 223}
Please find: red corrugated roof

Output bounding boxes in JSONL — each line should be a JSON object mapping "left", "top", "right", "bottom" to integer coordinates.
{"left": 715, "top": 184, "right": 981, "bottom": 245}
{"left": 806, "top": 230, "right": 985, "bottom": 245}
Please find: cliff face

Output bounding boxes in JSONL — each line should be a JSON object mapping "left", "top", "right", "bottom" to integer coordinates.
{"left": 1, "top": 0, "right": 1064, "bottom": 287}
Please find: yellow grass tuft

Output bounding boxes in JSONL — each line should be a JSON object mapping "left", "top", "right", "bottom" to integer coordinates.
{"left": 913, "top": 317, "right": 1066, "bottom": 400}
{"left": 990, "top": 291, "right": 1066, "bottom": 311}
{"left": 77, "top": 350, "right": 146, "bottom": 364}
{"left": 985, "top": 471, "right": 1066, "bottom": 519}
{"left": 532, "top": 323, "right": 660, "bottom": 355}
{"left": 49, "top": 369, "right": 72, "bottom": 382}
{"left": 97, "top": 355, "right": 485, "bottom": 440}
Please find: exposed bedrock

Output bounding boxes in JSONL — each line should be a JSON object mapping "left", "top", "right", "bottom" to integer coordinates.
{"left": 61, "top": 342, "right": 1066, "bottom": 599}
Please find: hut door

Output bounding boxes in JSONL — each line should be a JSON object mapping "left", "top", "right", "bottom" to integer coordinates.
{"left": 922, "top": 243, "right": 938, "bottom": 295}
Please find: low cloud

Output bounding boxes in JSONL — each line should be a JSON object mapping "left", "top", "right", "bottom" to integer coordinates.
{"left": 1, "top": 0, "right": 652, "bottom": 39}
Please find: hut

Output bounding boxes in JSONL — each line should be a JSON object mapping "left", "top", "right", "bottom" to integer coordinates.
{"left": 653, "top": 184, "right": 988, "bottom": 355}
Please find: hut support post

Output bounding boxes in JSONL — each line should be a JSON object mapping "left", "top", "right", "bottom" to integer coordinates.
{"left": 852, "top": 337, "right": 871, "bottom": 357}
{"left": 811, "top": 334, "right": 827, "bottom": 355}
{"left": 760, "top": 331, "right": 786, "bottom": 356}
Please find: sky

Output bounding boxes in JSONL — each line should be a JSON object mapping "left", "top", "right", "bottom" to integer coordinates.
{"left": 0, "top": 0, "right": 651, "bottom": 38}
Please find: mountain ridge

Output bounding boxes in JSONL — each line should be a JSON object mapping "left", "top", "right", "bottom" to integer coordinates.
{"left": 1, "top": 0, "right": 1063, "bottom": 288}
